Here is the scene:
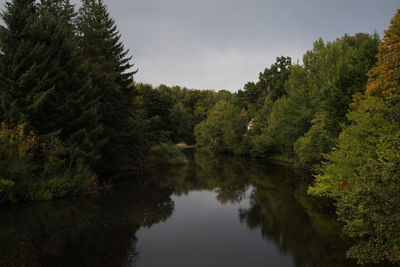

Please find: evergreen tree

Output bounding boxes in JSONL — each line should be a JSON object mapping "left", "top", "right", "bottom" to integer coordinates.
{"left": 77, "top": 0, "right": 137, "bottom": 170}
{"left": 0, "top": 0, "right": 37, "bottom": 124}
{"left": 0, "top": 0, "right": 105, "bottom": 166}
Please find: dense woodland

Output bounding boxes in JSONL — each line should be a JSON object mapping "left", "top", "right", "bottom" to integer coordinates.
{"left": 0, "top": 0, "right": 399, "bottom": 265}
{"left": 0, "top": 0, "right": 228, "bottom": 203}
{"left": 196, "top": 10, "right": 400, "bottom": 265}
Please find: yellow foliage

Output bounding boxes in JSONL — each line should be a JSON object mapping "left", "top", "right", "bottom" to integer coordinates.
{"left": 0, "top": 178, "right": 15, "bottom": 190}
{"left": 0, "top": 124, "right": 37, "bottom": 160}
{"left": 366, "top": 9, "right": 400, "bottom": 96}
{"left": 0, "top": 178, "right": 15, "bottom": 203}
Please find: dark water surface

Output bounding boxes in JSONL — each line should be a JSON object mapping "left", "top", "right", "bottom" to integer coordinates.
{"left": 0, "top": 150, "right": 391, "bottom": 267}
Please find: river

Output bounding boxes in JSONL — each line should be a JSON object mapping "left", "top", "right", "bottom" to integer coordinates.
{"left": 0, "top": 150, "right": 391, "bottom": 267}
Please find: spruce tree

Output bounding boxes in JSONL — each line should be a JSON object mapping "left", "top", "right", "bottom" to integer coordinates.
{"left": 77, "top": 0, "right": 137, "bottom": 170}
{"left": 0, "top": 0, "right": 106, "bottom": 167}
{"left": 0, "top": 0, "right": 37, "bottom": 124}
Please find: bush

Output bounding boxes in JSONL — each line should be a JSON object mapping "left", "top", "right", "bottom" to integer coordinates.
{"left": 150, "top": 143, "right": 188, "bottom": 166}
{"left": 26, "top": 162, "right": 97, "bottom": 201}
{"left": 0, "top": 179, "right": 15, "bottom": 204}
{"left": 0, "top": 124, "right": 97, "bottom": 204}
{"left": 0, "top": 124, "right": 37, "bottom": 202}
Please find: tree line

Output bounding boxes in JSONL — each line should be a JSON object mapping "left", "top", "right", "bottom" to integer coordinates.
{"left": 0, "top": 0, "right": 399, "bottom": 264}
{"left": 0, "top": 0, "right": 223, "bottom": 203}
{"left": 195, "top": 10, "right": 400, "bottom": 265}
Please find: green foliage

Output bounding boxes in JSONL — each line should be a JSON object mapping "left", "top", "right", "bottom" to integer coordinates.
{"left": 303, "top": 33, "right": 379, "bottom": 127}
{"left": 0, "top": 179, "right": 15, "bottom": 203}
{"left": 196, "top": 35, "right": 377, "bottom": 161}
{"left": 167, "top": 87, "right": 227, "bottom": 144}
{"left": 134, "top": 83, "right": 223, "bottom": 147}
{"left": 235, "top": 56, "right": 292, "bottom": 112}
{"left": 261, "top": 66, "right": 315, "bottom": 156}
{"left": 0, "top": 124, "right": 97, "bottom": 204}
{"left": 0, "top": 0, "right": 106, "bottom": 168}
{"left": 294, "top": 112, "right": 336, "bottom": 167}
{"left": 77, "top": 0, "right": 137, "bottom": 169}
{"left": 150, "top": 143, "right": 188, "bottom": 166}
{"left": 194, "top": 101, "right": 248, "bottom": 155}
{"left": 0, "top": 0, "right": 234, "bottom": 204}
{"left": 134, "top": 83, "right": 174, "bottom": 144}
{"left": 246, "top": 34, "right": 379, "bottom": 162}
{"left": 0, "top": 0, "right": 37, "bottom": 123}
{"left": 26, "top": 162, "right": 97, "bottom": 201}
{"left": 309, "top": 12, "right": 400, "bottom": 264}
{"left": 0, "top": 124, "right": 37, "bottom": 189}
{"left": 310, "top": 95, "right": 400, "bottom": 264}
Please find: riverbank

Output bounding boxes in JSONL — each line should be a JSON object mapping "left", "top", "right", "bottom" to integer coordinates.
{"left": 0, "top": 150, "right": 388, "bottom": 267}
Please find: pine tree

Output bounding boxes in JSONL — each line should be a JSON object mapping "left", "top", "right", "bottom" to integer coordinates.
{"left": 77, "top": 0, "right": 138, "bottom": 170}
{"left": 0, "top": 0, "right": 106, "bottom": 166}
{"left": 0, "top": 0, "right": 37, "bottom": 124}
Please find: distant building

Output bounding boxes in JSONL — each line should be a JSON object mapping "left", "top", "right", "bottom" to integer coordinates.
{"left": 247, "top": 119, "right": 255, "bottom": 130}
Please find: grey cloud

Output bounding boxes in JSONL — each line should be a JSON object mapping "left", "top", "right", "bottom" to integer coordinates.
{"left": 1, "top": 0, "right": 399, "bottom": 91}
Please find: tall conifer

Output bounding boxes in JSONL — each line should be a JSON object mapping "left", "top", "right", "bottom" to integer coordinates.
{"left": 77, "top": 0, "right": 137, "bottom": 170}
{"left": 0, "top": 0, "right": 37, "bottom": 124}
{"left": 0, "top": 0, "right": 106, "bottom": 166}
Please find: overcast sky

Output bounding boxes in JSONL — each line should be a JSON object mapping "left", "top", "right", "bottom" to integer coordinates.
{"left": 2, "top": 0, "right": 399, "bottom": 91}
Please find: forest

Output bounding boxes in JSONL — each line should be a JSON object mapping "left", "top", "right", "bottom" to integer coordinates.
{"left": 0, "top": 0, "right": 399, "bottom": 265}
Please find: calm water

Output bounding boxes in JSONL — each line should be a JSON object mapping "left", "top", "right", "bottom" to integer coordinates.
{"left": 0, "top": 150, "right": 391, "bottom": 267}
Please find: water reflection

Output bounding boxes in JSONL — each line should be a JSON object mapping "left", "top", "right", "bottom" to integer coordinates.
{"left": 140, "top": 149, "right": 389, "bottom": 267}
{"left": 0, "top": 182, "right": 174, "bottom": 267}
{"left": 149, "top": 150, "right": 251, "bottom": 204}
{"left": 0, "top": 150, "right": 391, "bottom": 266}
{"left": 238, "top": 168, "right": 350, "bottom": 267}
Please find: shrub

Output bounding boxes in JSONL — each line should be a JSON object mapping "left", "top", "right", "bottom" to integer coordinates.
{"left": 0, "top": 124, "right": 36, "bottom": 197}
{"left": 0, "top": 179, "right": 15, "bottom": 204}
{"left": 0, "top": 124, "right": 97, "bottom": 204}
{"left": 26, "top": 162, "right": 97, "bottom": 201}
{"left": 150, "top": 143, "right": 188, "bottom": 166}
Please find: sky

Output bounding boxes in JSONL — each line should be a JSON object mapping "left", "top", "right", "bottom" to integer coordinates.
{"left": 1, "top": 0, "right": 399, "bottom": 91}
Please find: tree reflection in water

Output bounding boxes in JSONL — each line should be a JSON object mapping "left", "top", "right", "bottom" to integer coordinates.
{"left": 148, "top": 149, "right": 388, "bottom": 267}
{"left": 0, "top": 181, "right": 174, "bottom": 267}
{"left": 0, "top": 149, "right": 390, "bottom": 267}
